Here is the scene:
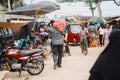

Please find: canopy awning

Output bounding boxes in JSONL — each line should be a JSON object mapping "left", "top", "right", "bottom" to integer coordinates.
{"left": 115, "top": 17, "right": 120, "bottom": 21}
{"left": 6, "top": 1, "right": 60, "bottom": 16}
{"left": 0, "top": 22, "right": 30, "bottom": 28}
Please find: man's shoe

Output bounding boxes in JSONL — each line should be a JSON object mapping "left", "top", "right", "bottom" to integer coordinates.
{"left": 53, "top": 64, "right": 57, "bottom": 69}
{"left": 53, "top": 62, "right": 57, "bottom": 69}
{"left": 68, "top": 53, "right": 71, "bottom": 56}
{"left": 84, "top": 52, "right": 88, "bottom": 56}
{"left": 58, "top": 65, "right": 62, "bottom": 68}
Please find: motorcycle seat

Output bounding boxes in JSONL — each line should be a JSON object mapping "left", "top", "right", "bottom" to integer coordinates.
{"left": 20, "top": 49, "right": 43, "bottom": 57}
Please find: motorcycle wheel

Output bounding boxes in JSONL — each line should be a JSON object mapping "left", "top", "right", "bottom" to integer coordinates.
{"left": 27, "top": 58, "right": 44, "bottom": 75}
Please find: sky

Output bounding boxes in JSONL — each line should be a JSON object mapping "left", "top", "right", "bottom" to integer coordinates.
{"left": 23, "top": 0, "right": 120, "bottom": 19}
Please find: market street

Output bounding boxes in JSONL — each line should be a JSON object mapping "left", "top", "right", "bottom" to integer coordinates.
{"left": 4, "top": 46, "right": 104, "bottom": 80}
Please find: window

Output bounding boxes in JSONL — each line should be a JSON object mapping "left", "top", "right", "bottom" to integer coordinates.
{"left": 70, "top": 24, "right": 81, "bottom": 32}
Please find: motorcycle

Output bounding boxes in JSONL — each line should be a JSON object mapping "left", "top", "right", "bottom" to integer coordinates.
{"left": 0, "top": 46, "right": 45, "bottom": 77}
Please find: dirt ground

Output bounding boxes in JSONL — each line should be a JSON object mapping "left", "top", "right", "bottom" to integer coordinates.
{"left": 4, "top": 46, "right": 104, "bottom": 80}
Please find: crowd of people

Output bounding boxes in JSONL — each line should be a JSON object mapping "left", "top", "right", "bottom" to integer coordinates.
{"left": 1, "top": 17, "right": 120, "bottom": 80}
{"left": 27, "top": 19, "right": 120, "bottom": 80}
{"left": 15, "top": 18, "right": 120, "bottom": 73}
{"left": 79, "top": 22, "right": 112, "bottom": 56}
{"left": 18, "top": 20, "right": 71, "bottom": 70}
{"left": 89, "top": 22, "right": 120, "bottom": 80}
{"left": 88, "top": 20, "right": 120, "bottom": 80}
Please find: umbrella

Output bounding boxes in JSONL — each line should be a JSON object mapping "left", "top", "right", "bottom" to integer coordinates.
{"left": 5, "top": 1, "right": 60, "bottom": 40}
{"left": 88, "top": 17, "right": 107, "bottom": 24}
{"left": 6, "top": 1, "right": 60, "bottom": 33}
{"left": 6, "top": 1, "right": 60, "bottom": 16}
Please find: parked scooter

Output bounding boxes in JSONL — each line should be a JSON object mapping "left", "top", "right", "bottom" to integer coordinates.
{"left": 0, "top": 46, "right": 45, "bottom": 77}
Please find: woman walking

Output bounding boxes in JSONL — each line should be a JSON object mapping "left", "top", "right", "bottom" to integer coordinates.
{"left": 47, "top": 20, "right": 64, "bottom": 69}
{"left": 103, "top": 23, "right": 112, "bottom": 48}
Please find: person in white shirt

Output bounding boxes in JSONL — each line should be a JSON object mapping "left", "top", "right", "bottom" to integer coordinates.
{"left": 99, "top": 24, "right": 105, "bottom": 47}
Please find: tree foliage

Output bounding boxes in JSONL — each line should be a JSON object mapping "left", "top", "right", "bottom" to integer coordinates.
{"left": 85, "top": 0, "right": 97, "bottom": 10}
{"left": 0, "top": 0, "right": 24, "bottom": 11}
{"left": 84, "top": 0, "right": 98, "bottom": 16}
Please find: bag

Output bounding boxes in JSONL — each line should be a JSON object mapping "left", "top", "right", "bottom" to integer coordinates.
{"left": 53, "top": 19, "right": 66, "bottom": 31}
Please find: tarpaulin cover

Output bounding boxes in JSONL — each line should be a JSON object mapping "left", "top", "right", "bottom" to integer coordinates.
{"left": 0, "top": 22, "right": 34, "bottom": 40}
{"left": 6, "top": 1, "right": 60, "bottom": 16}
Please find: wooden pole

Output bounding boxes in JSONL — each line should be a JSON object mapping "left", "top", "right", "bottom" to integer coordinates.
{"left": 8, "top": 0, "right": 11, "bottom": 12}
{"left": 32, "top": 8, "right": 39, "bottom": 31}
{"left": 97, "top": 2, "right": 102, "bottom": 18}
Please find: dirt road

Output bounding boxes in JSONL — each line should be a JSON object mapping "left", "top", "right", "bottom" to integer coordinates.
{"left": 4, "top": 46, "right": 104, "bottom": 80}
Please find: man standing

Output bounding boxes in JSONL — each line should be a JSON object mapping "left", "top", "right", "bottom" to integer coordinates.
{"left": 80, "top": 24, "right": 89, "bottom": 55}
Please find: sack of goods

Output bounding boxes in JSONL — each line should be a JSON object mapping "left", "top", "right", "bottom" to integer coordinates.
{"left": 53, "top": 19, "right": 66, "bottom": 31}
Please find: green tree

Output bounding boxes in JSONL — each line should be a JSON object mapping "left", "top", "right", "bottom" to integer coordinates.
{"left": 0, "top": 0, "right": 8, "bottom": 11}
{"left": 0, "top": 0, "right": 24, "bottom": 11}
{"left": 84, "top": 0, "right": 97, "bottom": 17}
